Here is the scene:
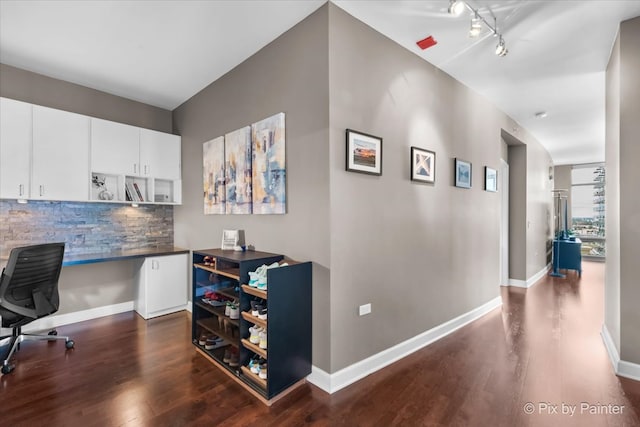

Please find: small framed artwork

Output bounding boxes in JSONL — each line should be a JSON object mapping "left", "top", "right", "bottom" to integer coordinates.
{"left": 411, "top": 147, "right": 436, "bottom": 183}
{"left": 346, "top": 129, "right": 382, "bottom": 176}
{"left": 485, "top": 167, "right": 497, "bottom": 192}
{"left": 454, "top": 158, "right": 472, "bottom": 189}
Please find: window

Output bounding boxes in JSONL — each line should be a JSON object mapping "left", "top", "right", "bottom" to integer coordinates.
{"left": 571, "top": 164, "right": 605, "bottom": 258}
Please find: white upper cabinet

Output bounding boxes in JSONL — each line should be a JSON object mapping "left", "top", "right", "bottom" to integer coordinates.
{"left": 91, "top": 118, "right": 140, "bottom": 175}
{"left": 32, "top": 105, "right": 90, "bottom": 201}
{"left": 0, "top": 98, "right": 32, "bottom": 199}
{"left": 140, "top": 128, "right": 181, "bottom": 180}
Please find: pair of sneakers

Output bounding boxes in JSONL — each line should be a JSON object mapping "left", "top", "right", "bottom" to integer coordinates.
{"left": 249, "top": 326, "right": 267, "bottom": 349}
{"left": 225, "top": 301, "right": 239, "bottom": 319}
{"left": 249, "top": 325, "right": 264, "bottom": 345}
{"left": 223, "top": 348, "right": 239, "bottom": 367}
{"left": 248, "top": 262, "right": 289, "bottom": 290}
{"left": 250, "top": 301, "right": 267, "bottom": 320}
{"left": 248, "top": 356, "right": 267, "bottom": 379}
{"left": 204, "top": 335, "right": 225, "bottom": 350}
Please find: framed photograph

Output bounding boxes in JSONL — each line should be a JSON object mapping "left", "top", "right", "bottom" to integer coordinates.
{"left": 485, "top": 166, "right": 497, "bottom": 192}
{"left": 346, "top": 129, "right": 382, "bottom": 175}
{"left": 454, "top": 158, "right": 472, "bottom": 189}
{"left": 411, "top": 147, "right": 436, "bottom": 183}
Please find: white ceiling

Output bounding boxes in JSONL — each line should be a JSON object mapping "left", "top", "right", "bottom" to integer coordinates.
{"left": 1, "top": 1, "right": 639, "bottom": 165}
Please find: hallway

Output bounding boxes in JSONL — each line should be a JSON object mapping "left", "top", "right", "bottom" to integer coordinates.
{"left": 1, "top": 262, "right": 639, "bottom": 426}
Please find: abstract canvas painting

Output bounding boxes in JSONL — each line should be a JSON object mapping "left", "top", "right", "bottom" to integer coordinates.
{"left": 203, "top": 136, "right": 225, "bottom": 214}
{"left": 252, "top": 112, "right": 286, "bottom": 214}
{"left": 225, "top": 126, "right": 252, "bottom": 214}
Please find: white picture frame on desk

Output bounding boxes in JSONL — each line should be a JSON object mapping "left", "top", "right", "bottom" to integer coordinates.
{"left": 221, "top": 229, "right": 244, "bottom": 250}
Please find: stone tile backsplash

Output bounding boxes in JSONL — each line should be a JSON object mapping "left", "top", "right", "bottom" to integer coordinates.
{"left": 0, "top": 200, "right": 173, "bottom": 258}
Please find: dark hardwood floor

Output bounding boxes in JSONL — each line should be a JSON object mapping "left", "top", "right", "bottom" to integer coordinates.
{"left": 1, "top": 261, "right": 639, "bottom": 426}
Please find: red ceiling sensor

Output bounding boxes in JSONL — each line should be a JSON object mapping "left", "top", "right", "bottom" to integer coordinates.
{"left": 416, "top": 35, "right": 437, "bottom": 50}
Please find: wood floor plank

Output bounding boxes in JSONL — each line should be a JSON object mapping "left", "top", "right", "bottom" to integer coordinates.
{"left": 1, "top": 261, "right": 638, "bottom": 426}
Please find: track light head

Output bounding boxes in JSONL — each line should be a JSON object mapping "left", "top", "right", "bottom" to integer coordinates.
{"left": 495, "top": 36, "right": 508, "bottom": 57}
{"left": 448, "top": 0, "right": 466, "bottom": 17}
{"left": 469, "top": 14, "right": 482, "bottom": 37}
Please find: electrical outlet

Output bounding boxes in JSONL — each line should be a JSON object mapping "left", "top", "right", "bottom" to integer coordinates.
{"left": 359, "top": 303, "right": 372, "bottom": 316}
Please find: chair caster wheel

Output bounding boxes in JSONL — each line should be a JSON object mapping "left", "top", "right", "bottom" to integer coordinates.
{"left": 48, "top": 330, "right": 58, "bottom": 336}
{"left": 1, "top": 364, "right": 14, "bottom": 374}
{"left": 65, "top": 340, "right": 75, "bottom": 349}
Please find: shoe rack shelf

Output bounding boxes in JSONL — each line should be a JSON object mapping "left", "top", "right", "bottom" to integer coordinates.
{"left": 192, "top": 248, "right": 312, "bottom": 405}
{"left": 194, "top": 263, "right": 240, "bottom": 281}
{"left": 241, "top": 365, "right": 268, "bottom": 388}
{"left": 240, "top": 311, "right": 267, "bottom": 329}
{"left": 241, "top": 284, "right": 267, "bottom": 299}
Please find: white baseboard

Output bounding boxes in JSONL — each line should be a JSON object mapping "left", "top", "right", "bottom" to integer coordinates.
{"left": 507, "top": 279, "right": 528, "bottom": 288}
{"left": 187, "top": 300, "right": 193, "bottom": 313}
{"left": 601, "top": 324, "right": 640, "bottom": 382}
{"left": 507, "top": 264, "right": 551, "bottom": 288}
{"left": 17, "top": 302, "right": 134, "bottom": 334}
{"left": 307, "top": 295, "right": 502, "bottom": 394}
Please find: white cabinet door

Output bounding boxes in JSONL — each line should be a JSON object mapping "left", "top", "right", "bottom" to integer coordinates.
{"left": 32, "top": 105, "right": 90, "bottom": 201}
{"left": 139, "top": 129, "right": 181, "bottom": 180}
{"left": 0, "top": 97, "right": 32, "bottom": 199}
{"left": 135, "top": 254, "right": 187, "bottom": 319}
{"left": 91, "top": 118, "right": 140, "bottom": 175}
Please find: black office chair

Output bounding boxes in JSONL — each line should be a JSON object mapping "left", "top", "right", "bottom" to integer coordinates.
{"left": 0, "top": 242, "right": 74, "bottom": 375}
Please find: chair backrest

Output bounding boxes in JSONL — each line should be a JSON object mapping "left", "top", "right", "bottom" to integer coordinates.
{"left": 0, "top": 243, "right": 65, "bottom": 327}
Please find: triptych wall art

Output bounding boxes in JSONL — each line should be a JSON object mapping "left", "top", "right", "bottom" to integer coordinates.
{"left": 203, "top": 112, "right": 286, "bottom": 215}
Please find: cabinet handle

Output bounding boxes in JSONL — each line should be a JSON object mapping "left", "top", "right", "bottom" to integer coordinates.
{"left": 144, "top": 165, "right": 148, "bottom": 175}
{"left": 39, "top": 185, "right": 44, "bottom": 196}
{"left": 19, "top": 184, "right": 23, "bottom": 196}
{"left": 134, "top": 163, "right": 137, "bottom": 174}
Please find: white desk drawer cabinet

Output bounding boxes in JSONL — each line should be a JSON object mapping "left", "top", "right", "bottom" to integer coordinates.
{"left": 134, "top": 253, "right": 188, "bottom": 319}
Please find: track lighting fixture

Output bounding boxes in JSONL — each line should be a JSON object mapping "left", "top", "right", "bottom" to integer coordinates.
{"left": 469, "top": 13, "right": 482, "bottom": 38}
{"left": 448, "top": 0, "right": 465, "bottom": 17}
{"left": 447, "top": 0, "right": 509, "bottom": 57}
{"left": 495, "top": 36, "right": 508, "bottom": 57}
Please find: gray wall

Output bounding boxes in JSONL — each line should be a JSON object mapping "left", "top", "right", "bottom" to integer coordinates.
{"left": 0, "top": 63, "right": 172, "bottom": 132}
{"left": 605, "top": 16, "right": 640, "bottom": 365}
{"left": 0, "top": 63, "right": 174, "bottom": 316}
{"left": 618, "top": 17, "right": 640, "bottom": 364}
{"left": 327, "top": 4, "right": 552, "bottom": 371}
{"left": 171, "top": 6, "right": 331, "bottom": 371}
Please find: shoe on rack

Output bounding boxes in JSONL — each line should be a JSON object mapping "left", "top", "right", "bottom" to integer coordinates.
{"left": 252, "top": 303, "right": 263, "bottom": 317}
{"left": 229, "top": 304, "right": 239, "bottom": 320}
{"left": 205, "top": 335, "right": 224, "bottom": 350}
{"left": 225, "top": 302, "right": 231, "bottom": 317}
{"left": 248, "top": 271, "right": 259, "bottom": 287}
{"left": 198, "top": 332, "right": 209, "bottom": 346}
{"left": 258, "top": 308, "right": 267, "bottom": 320}
{"left": 259, "top": 330, "right": 267, "bottom": 350}
{"left": 258, "top": 362, "right": 267, "bottom": 379}
{"left": 249, "top": 355, "right": 261, "bottom": 373}
{"left": 252, "top": 357, "right": 266, "bottom": 374}
{"left": 229, "top": 349, "right": 240, "bottom": 367}
{"left": 223, "top": 348, "right": 232, "bottom": 363}
{"left": 249, "top": 326, "right": 262, "bottom": 344}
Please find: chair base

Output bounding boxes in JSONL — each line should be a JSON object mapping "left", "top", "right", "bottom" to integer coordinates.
{"left": 1, "top": 330, "right": 74, "bottom": 375}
